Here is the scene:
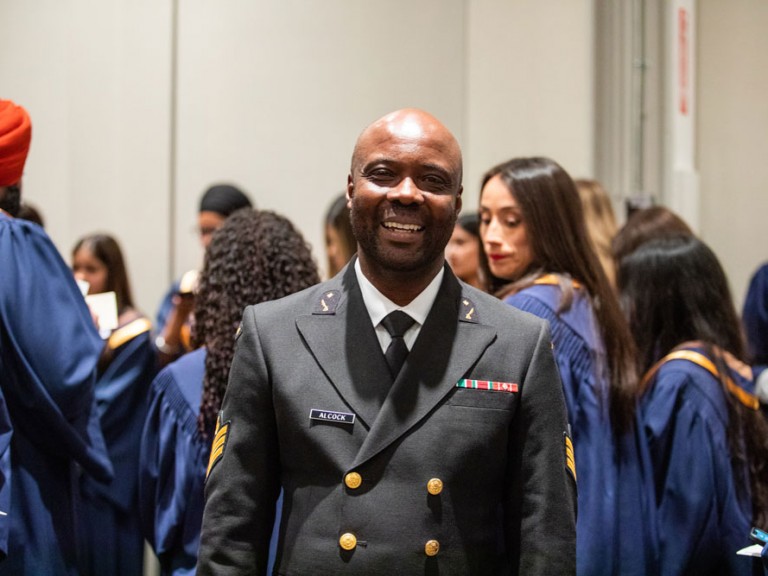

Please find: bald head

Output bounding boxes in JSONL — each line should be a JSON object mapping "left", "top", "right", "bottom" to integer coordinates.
{"left": 351, "top": 108, "right": 463, "bottom": 186}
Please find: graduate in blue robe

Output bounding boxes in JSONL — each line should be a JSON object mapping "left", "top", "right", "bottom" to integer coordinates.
{"left": 78, "top": 316, "right": 155, "bottom": 575}
{"left": 140, "top": 209, "right": 315, "bottom": 575}
{"left": 639, "top": 344, "right": 756, "bottom": 576}
{"left": 0, "top": 214, "right": 113, "bottom": 575}
{"left": 479, "top": 157, "right": 658, "bottom": 575}
{"left": 618, "top": 236, "right": 768, "bottom": 576}
{"left": 71, "top": 232, "right": 159, "bottom": 576}
{"left": 504, "top": 278, "right": 657, "bottom": 575}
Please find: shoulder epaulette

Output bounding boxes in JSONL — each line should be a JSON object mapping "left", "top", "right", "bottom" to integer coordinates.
{"left": 459, "top": 297, "right": 478, "bottom": 323}
{"left": 313, "top": 290, "right": 341, "bottom": 315}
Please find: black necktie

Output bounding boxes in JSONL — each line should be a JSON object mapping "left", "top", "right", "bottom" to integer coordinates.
{"left": 381, "top": 310, "right": 416, "bottom": 379}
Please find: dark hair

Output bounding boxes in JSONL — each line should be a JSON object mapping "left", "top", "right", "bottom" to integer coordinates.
{"left": 0, "top": 184, "right": 21, "bottom": 217}
{"left": 72, "top": 233, "right": 134, "bottom": 312}
{"left": 456, "top": 212, "right": 480, "bottom": 238}
{"left": 612, "top": 206, "right": 694, "bottom": 265}
{"left": 617, "top": 236, "right": 768, "bottom": 527}
{"left": 479, "top": 157, "right": 638, "bottom": 434}
{"left": 618, "top": 236, "right": 743, "bottom": 370}
{"left": 198, "top": 184, "right": 253, "bottom": 217}
{"left": 194, "top": 209, "right": 320, "bottom": 434}
{"left": 17, "top": 202, "right": 44, "bottom": 227}
{"left": 324, "top": 192, "right": 357, "bottom": 277}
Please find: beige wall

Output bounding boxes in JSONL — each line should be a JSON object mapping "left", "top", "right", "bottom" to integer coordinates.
{"left": 464, "top": 0, "right": 595, "bottom": 209}
{"left": 0, "top": 0, "right": 173, "bottom": 316}
{"left": 698, "top": 1, "right": 768, "bottom": 308}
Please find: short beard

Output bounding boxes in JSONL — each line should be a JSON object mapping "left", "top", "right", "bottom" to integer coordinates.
{"left": 0, "top": 185, "right": 21, "bottom": 217}
{"left": 350, "top": 203, "right": 456, "bottom": 274}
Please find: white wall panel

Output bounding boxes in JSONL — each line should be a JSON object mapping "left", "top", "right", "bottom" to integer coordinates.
{"left": 464, "top": 0, "right": 595, "bottom": 207}
{"left": 173, "top": 0, "right": 465, "bottom": 279}
{"left": 698, "top": 1, "right": 768, "bottom": 308}
{"left": 0, "top": 0, "right": 173, "bottom": 317}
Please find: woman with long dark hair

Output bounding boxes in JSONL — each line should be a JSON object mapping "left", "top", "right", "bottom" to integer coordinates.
{"left": 71, "top": 233, "right": 156, "bottom": 576}
{"left": 479, "top": 156, "right": 656, "bottom": 575}
{"left": 618, "top": 236, "right": 768, "bottom": 576}
{"left": 139, "top": 209, "right": 319, "bottom": 575}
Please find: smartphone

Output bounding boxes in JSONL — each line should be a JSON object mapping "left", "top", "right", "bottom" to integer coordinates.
{"left": 750, "top": 526, "right": 768, "bottom": 545}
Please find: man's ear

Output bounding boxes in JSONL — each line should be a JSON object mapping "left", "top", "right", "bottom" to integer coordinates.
{"left": 455, "top": 185, "right": 463, "bottom": 213}
{"left": 346, "top": 174, "right": 354, "bottom": 207}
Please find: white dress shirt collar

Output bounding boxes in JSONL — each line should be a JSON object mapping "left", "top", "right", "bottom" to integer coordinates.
{"left": 354, "top": 259, "right": 444, "bottom": 352}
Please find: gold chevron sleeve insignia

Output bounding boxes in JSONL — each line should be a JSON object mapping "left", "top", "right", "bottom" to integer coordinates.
{"left": 206, "top": 419, "right": 230, "bottom": 481}
{"left": 565, "top": 433, "right": 576, "bottom": 482}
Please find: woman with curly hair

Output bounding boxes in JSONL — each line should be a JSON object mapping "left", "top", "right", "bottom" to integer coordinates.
{"left": 478, "top": 157, "right": 657, "bottom": 575}
{"left": 618, "top": 236, "right": 768, "bottom": 576}
{"left": 140, "top": 209, "right": 320, "bottom": 575}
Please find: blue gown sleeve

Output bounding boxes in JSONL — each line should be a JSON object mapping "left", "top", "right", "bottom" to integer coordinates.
{"left": 140, "top": 364, "right": 207, "bottom": 576}
{"left": 0, "top": 217, "right": 112, "bottom": 481}
{"left": 641, "top": 367, "right": 750, "bottom": 576}
{"left": 84, "top": 326, "right": 157, "bottom": 511}
{"left": 505, "top": 291, "right": 583, "bottom": 426}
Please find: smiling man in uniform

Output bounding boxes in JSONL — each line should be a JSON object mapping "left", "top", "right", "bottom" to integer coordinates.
{"left": 197, "top": 108, "right": 576, "bottom": 575}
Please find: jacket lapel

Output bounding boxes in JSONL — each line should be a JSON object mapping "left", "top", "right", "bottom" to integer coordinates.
{"left": 295, "top": 264, "right": 391, "bottom": 429}
{"left": 352, "top": 268, "right": 497, "bottom": 468}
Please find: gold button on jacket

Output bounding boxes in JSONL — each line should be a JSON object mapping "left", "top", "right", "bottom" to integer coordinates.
{"left": 339, "top": 533, "right": 357, "bottom": 551}
{"left": 427, "top": 478, "right": 443, "bottom": 495}
{"left": 425, "top": 539, "right": 440, "bottom": 556}
{"left": 344, "top": 472, "right": 362, "bottom": 489}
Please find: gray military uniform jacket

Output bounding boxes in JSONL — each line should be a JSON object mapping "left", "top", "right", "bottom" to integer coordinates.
{"left": 198, "top": 262, "right": 576, "bottom": 575}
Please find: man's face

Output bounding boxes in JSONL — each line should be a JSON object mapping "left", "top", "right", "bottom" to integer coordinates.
{"left": 347, "top": 111, "right": 463, "bottom": 277}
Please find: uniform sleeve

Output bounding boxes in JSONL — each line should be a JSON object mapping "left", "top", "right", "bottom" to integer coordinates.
{"left": 197, "top": 307, "right": 281, "bottom": 575}
{"left": 507, "top": 321, "right": 577, "bottom": 575}
{"left": 139, "top": 367, "right": 207, "bottom": 574}
{"left": 0, "top": 219, "right": 111, "bottom": 481}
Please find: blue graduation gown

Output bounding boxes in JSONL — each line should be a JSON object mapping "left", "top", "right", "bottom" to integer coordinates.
{"left": 0, "top": 214, "right": 113, "bottom": 575}
{"left": 79, "top": 316, "right": 157, "bottom": 576}
{"left": 505, "top": 281, "right": 658, "bottom": 575}
{"left": 640, "top": 345, "right": 755, "bottom": 576}
{"left": 743, "top": 263, "right": 768, "bottom": 365}
{"left": 140, "top": 349, "right": 208, "bottom": 576}
{"left": 140, "top": 348, "right": 281, "bottom": 576}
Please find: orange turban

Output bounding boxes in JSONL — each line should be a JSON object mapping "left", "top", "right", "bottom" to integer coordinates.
{"left": 0, "top": 99, "right": 32, "bottom": 187}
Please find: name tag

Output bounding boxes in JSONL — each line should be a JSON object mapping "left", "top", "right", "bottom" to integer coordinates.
{"left": 309, "top": 409, "right": 356, "bottom": 425}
